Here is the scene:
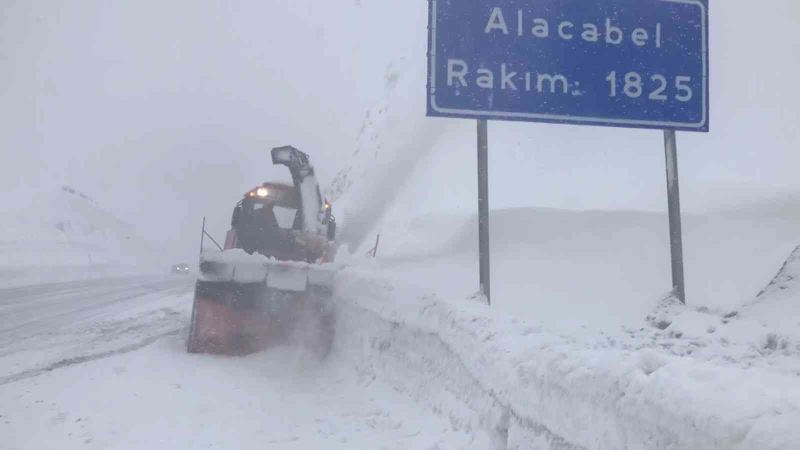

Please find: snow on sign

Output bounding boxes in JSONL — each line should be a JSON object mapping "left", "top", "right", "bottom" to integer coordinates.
{"left": 427, "top": 0, "right": 709, "bottom": 131}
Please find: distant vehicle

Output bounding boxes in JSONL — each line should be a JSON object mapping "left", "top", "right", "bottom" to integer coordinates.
{"left": 172, "top": 263, "right": 190, "bottom": 274}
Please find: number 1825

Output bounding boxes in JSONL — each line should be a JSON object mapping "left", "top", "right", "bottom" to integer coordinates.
{"left": 606, "top": 71, "right": 693, "bottom": 102}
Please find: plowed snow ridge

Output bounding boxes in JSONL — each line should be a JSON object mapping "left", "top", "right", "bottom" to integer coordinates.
{"left": 332, "top": 269, "right": 800, "bottom": 450}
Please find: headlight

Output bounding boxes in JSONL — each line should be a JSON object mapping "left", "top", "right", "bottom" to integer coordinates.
{"left": 256, "top": 187, "right": 269, "bottom": 197}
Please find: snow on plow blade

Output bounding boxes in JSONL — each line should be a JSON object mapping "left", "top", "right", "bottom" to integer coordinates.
{"left": 187, "top": 250, "right": 337, "bottom": 355}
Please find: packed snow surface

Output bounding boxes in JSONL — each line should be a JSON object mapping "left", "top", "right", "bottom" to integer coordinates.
{"left": 0, "top": 276, "right": 474, "bottom": 450}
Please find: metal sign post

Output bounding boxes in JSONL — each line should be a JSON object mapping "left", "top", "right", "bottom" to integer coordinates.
{"left": 663, "top": 130, "right": 686, "bottom": 303}
{"left": 200, "top": 216, "right": 206, "bottom": 255}
{"left": 199, "top": 216, "right": 224, "bottom": 253}
{"left": 477, "top": 119, "right": 491, "bottom": 304}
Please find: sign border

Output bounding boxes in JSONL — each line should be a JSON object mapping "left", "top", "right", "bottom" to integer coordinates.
{"left": 427, "top": 0, "right": 709, "bottom": 131}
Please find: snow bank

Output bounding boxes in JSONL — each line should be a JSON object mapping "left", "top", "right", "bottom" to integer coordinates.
{"left": 332, "top": 268, "right": 800, "bottom": 450}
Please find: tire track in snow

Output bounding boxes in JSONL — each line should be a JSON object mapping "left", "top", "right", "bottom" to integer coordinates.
{"left": 0, "top": 282, "right": 182, "bottom": 341}
{"left": 0, "top": 275, "right": 192, "bottom": 384}
{"left": 0, "top": 277, "right": 191, "bottom": 346}
{"left": 0, "top": 328, "right": 182, "bottom": 386}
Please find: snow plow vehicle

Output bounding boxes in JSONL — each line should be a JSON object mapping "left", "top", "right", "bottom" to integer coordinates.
{"left": 188, "top": 146, "right": 338, "bottom": 356}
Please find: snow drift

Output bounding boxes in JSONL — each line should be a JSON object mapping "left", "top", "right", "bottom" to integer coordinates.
{"left": 368, "top": 205, "right": 800, "bottom": 329}
{"left": 331, "top": 266, "right": 800, "bottom": 450}
{"left": 326, "top": 203, "right": 800, "bottom": 449}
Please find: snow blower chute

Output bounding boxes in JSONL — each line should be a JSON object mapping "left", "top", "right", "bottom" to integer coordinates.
{"left": 187, "top": 146, "right": 338, "bottom": 355}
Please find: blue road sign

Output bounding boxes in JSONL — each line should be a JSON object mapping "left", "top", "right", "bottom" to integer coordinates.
{"left": 427, "top": 0, "right": 709, "bottom": 131}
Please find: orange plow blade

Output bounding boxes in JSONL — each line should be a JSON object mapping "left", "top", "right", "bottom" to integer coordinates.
{"left": 187, "top": 280, "right": 334, "bottom": 356}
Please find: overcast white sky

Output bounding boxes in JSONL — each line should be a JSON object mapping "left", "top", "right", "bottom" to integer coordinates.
{"left": 2, "top": 0, "right": 799, "bottom": 260}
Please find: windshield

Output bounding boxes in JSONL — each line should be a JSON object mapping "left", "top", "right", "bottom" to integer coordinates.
{"left": 273, "top": 205, "right": 298, "bottom": 229}
{"left": 247, "top": 201, "right": 298, "bottom": 231}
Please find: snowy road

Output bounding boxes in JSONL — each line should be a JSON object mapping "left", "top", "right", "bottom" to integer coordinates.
{"left": 0, "top": 276, "right": 192, "bottom": 348}
{"left": 0, "top": 276, "right": 473, "bottom": 450}
{"left": 0, "top": 275, "right": 194, "bottom": 384}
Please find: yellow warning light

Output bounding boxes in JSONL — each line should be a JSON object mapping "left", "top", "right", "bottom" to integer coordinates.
{"left": 256, "top": 187, "right": 269, "bottom": 197}
{"left": 324, "top": 202, "right": 331, "bottom": 209}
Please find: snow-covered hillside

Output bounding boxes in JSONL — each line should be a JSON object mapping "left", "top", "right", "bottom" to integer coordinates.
{"left": 0, "top": 186, "right": 165, "bottom": 285}
{"left": 366, "top": 205, "right": 798, "bottom": 327}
